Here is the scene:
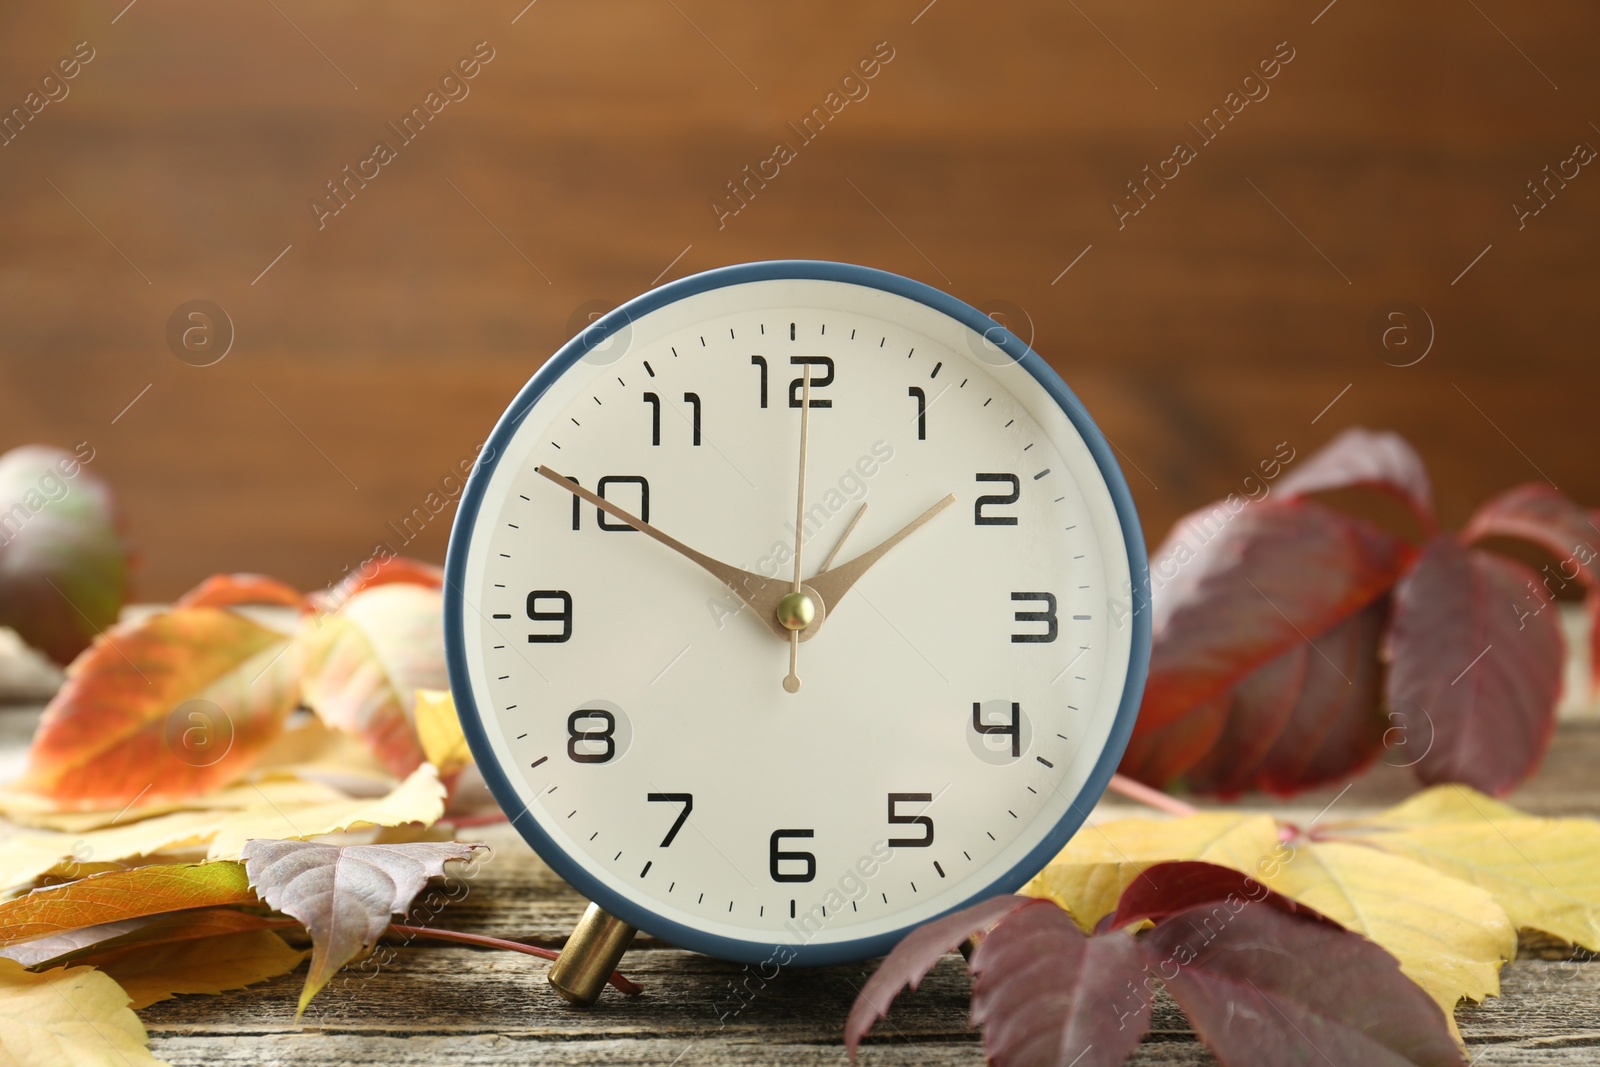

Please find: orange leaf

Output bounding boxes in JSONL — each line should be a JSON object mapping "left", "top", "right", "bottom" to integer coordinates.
{"left": 175, "top": 573, "right": 306, "bottom": 610}
{"left": 0, "top": 862, "right": 257, "bottom": 948}
{"left": 299, "top": 584, "right": 444, "bottom": 776}
{"left": 20, "top": 607, "right": 300, "bottom": 807}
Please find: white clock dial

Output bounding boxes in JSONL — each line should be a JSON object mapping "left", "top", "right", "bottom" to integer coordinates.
{"left": 448, "top": 266, "right": 1146, "bottom": 964}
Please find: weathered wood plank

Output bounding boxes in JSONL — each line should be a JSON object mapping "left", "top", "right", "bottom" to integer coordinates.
{"left": 136, "top": 946, "right": 1600, "bottom": 1065}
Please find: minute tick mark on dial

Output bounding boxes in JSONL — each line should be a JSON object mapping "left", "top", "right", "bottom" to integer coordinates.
{"left": 1033, "top": 470, "right": 1050, "bottom": 480}
{"left": 492, "top": 613, "right": 511, "bottom": 619}
{"left": 930, "top": 361, "right": 941, "bottom": 378}
{"left": 529, "top": 756, "right": 547, "bottom": 768}
{"left": 644, "top": 361, "right": 655, "bottom": 377}
{"left": 1037, "top": 756, "right": 1054, "bottom": 768}
{"left": 641, "top": 861, "right": 652, "bottom": 877}
{"left": 934, "top": 861, "right": 945, "bottom": 878}
{"left": 1004, "top": 419, "right": 1014, "bottom": 427}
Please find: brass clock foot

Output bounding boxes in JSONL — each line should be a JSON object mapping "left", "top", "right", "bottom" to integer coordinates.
{"left": 548, "top": 901, "right": 637, "bottom": 1008}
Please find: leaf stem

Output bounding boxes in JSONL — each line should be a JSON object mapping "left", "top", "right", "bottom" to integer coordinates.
{"left": 385, "top": 923, "right": 642, "bottom": 995}
{"left": 1106, "top": 774, "right": 1199, "bottom": 818}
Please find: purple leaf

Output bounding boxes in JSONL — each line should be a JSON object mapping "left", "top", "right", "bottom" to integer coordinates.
{"left": 1142, "top": 902, "right": 1462, "bottom": 1066}
{"left": 1463, "top": 483, "right": 1600, "bottom": 692}
{"left": 1182, "top": 598, "right": 1389, "bottom": 796}
{"left": 1108, "top": 861, "right": 1337, "bottom": 931}
{"left": 845, "top": 895, "right": 1036, "bottom": 1062}
{"left": 968, "top": 901, "right": 1149, "bottom": 1067}
{"left": 1130, "top": 499, "right": 1413, "bottom": 765}
{"left": 1386, "top": 537, "right": 1563, "bottom": 794}
{"left": 1278, "top": 427, "right": 1435, "bottom": 531}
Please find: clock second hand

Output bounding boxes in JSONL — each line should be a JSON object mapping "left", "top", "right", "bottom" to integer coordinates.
{"left": 780, "top": 365, "right": 813, "bottom": 694}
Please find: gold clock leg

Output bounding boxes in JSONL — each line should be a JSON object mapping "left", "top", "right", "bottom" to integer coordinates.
{"left": 548, "top": 901, "right": 637, "bottom": 1008}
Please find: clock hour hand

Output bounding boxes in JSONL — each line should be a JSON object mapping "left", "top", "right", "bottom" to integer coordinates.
{"left": 805, "top": 494, "right": 956, "bottom": 614}
{"left": 535, "top": 465, "right": 794, "bottom": 640}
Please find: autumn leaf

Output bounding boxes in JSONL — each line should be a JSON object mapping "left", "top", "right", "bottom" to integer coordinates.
{"left": 318, "top": 555, "right": 444, "bottom": 606}
{"left": 205, "top": 762, "right": 446, "bottom": 860}
{"left": 0, "top": 862, "right": 256, "bottom": 948}
{"left": 0, "top": 808, "right": 228, "bottom": 895}
{"left": 415, "top": 688, "right": 472, "bottom": 777}
{"left": 1137, "top": 499, "right": 1414, "bottom": 736}
{"left": 0, "top": 444, "right": 129, "bottom": 666}
{"left": 1338, "top": 785, "right": 1600, "bottom": 952}
{"left": 1277, "top": 426, "right": 1437, "bottom": 530}
{"left": 967, "top": 899, "right": 1149, "bottom": 1067}
{"left": 1024, "top": 806, "right": 1517, "bottom": 1035}
{"left": 1107, "top": 860, "right": 1336, "bottom": 930}
{"left": 1144, "top": 901, "right": 1463, "bottom": 1066}
{"left": 0, "top": 958, "right": 168, "bottom": 1066}
{"left": 1386, "top": 537, "right": 1563, "bottom": 793}
{"left": 80, "top": 928, "right": 305, "bottom": 1009}
{"left": 1461, "top": 482, "right": 1600, "bottom": 692}
{"left": 1164, "top": 597, "right": 1391, "bottom": 796}
{"left": 844, "top": 895, "right": 1036, "bottom": 1061}
{"left": 298, "top": 582, "right": 447, "bottom": 776}
{"left": 1022, "top": 812, "right": 1283, "bottom": 931}
{"left": 0, "top": 907, "right": 284, "bottom": 969}
{"left": 174, "top": 573, "right": 305, "bottom": 610}
{"left": 239, "top": 838, "right": 485, "bottom": 1014}
{"left": 20, "top": 603, "right": 301, "bottom": 808}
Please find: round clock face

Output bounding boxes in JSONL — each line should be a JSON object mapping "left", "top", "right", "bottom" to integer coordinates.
{"left": 445, "top": 262, "right": 1148, "bottom": 965}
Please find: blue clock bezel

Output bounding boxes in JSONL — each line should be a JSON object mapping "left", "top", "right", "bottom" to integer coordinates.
{"left": 443, "top": 260, "right": 1150, "bottom": 966}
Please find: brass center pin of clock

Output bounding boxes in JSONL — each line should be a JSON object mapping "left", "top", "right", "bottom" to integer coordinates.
{"left": 776, "top": 590, "right": 815, "bottom": 631}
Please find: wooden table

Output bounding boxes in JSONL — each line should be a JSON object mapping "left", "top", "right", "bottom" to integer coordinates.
{"left": 5, "top": 702, "right": 1598, "bottom": 1066}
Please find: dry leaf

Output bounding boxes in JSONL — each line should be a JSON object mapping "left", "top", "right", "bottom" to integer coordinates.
{"left": 19, "top": 606, "right": 300, "bottom": 808}
{"left": 415, "top": 689, "right": 472, "bottom": 777}
{"left": 0, "top": 809, "right": 224, "bottom": 896}
{"left": 298, "top": 583, "right": 446, "bottom": 777}
{"left": 82, "top": 928, "right": 305, "bottom": 1009}
{"left": 240, "top": 838, "right": 485, "bottom": 1014}
{"left": 0, "top": 862, "right": 256, "bottom": 948}
{"left": 0, "top": 908, "right": 281, "bottom": 969}
{"left": 0, "top": 775, "right": 353, "bottom": 833}
{"left": 1022, "top": 813, "right": 1282, "bottom": 931}
{"left": 1343, "top": 785, "right": 1600, "bottom": 951}
{"left": 205, "top": 763, "right": 445, "bottom": 860}
{"left": 0, "top": 957, "right": 168, "bottom": 1066}
{"left": 1260, "top": 839, "right": 1515, "bottom": 1027}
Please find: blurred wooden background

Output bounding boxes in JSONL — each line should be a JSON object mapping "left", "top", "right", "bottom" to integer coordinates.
{"left": 0, "top": 0, "right": 1595, "bottom": 600}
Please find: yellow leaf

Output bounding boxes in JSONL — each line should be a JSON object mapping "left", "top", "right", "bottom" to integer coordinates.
{"left": 0, "top": 863, "right": 256, "bottom": 948}
{"left": 0, "top": 775, "right": 352, "bottom": 833}
{"left": 1022, "top": 813, "right": 1282, "bottom": 930}
{"left": 1345, "top": 786, "right": 1600, "bottom": 952}
{"left": 1364, "top": 784, "right": 1531, "bottom": 826}
{"left": 1261, "top": 839, "right": 1515, "bottom": 1022}
{"left": 0, "top": 958, "right": 169, "bottom": 1066}
{"left": 415, "top": 689, "right": 472, "bottom": 777}
{"left": 82, "top": 929, "right": 306, "bottom": 1009}
{"left": 0, "top": 809, "right": 223, "bottom": 896}
{"left": 205, "top": 763, "right": 445, "bottom": 860}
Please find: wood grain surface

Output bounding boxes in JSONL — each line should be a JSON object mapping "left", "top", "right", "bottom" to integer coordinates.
{"left": 0, "top": 1, "right": 1596, "bottom": 599}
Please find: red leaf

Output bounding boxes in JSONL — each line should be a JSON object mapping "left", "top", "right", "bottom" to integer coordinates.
{"left": 1462, "top": 483, "right": 1600, "bottom": 692}
{"left": 1277, "top": 427, "right": 1436, "bottom": 531}
{"left": 1140, "top": 499, "right": 1414, "bottom": 734}
{"left": 1142, "top": 902, "right": 1462, "bottom": 1066}
{"left": 1386, "top": 537, "right": 1563, "bottom": 795}
{"left": 0, "top": 445, "right": 130, "bottom": 664}
{"left": 175, "top": 574, "right": 306, "bottom": 610}
{"left": 1115, "top": 693, "right": 1227, "bottom": 787}
{"left": 968, "top": 902, "right": 1149, "bottom": 1067}
{"left": 1181, "top": 598, "right": 1389, "bottom": 796}
{"left": 1108, "top": 861, "right": 1336, "bottom": 931}
{"left": 844, "top": 895, "right": 1036, "bottom": 1062}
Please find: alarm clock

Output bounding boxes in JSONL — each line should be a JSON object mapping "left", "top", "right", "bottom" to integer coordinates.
{"left": 444, "top": 261, "right": 1149, "bottom": 1004}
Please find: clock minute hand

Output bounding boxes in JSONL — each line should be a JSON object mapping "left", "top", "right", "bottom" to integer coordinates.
{"left": 805, "top": 493, "right": 956, "bottom": 613}
{"left": 535, "top": 465, "right": 792, "bottom": 640}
